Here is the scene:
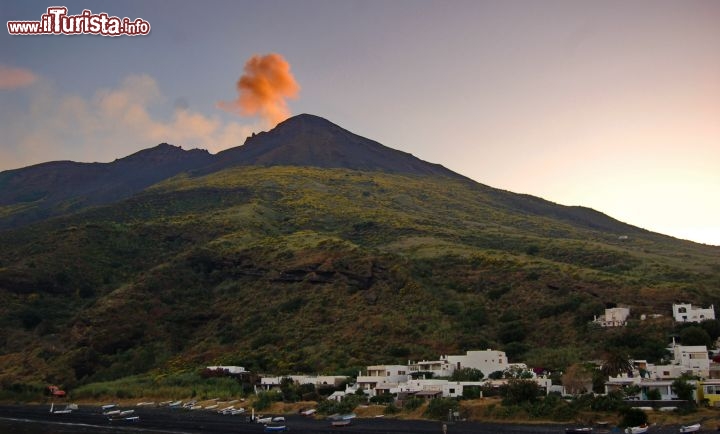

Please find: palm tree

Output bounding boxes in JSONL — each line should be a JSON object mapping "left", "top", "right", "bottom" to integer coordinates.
{"left": 601, "top": 350, "right": 633, "bottom": 378}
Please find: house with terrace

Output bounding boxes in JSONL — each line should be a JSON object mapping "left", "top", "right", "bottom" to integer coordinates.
{"left": 408, "top": 349, "right": 510, "bottom": 379}
{"left": 356, "top": 365, "right": 409, "bottom": 396}
{"left": 673, "top": 303, "right": 715, "bottom": 323}
{"left": 593, "top": 307, "right": 630, "bottom": 327}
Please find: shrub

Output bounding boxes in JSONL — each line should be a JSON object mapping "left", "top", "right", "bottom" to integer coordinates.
{"left": 384, "top": 403, "right": 399, "bottom": 415}
{"left": 370, "top": 393, "right": 394, "bottom": 405}
{"left": 423, "top": 398, "right": 458, "bottom": 420}
{"left": 254, "top": 391, "right": 281, "bottom": 410}
{"left": 619, "top": 407, "right": 647, "bottom": 428}
{"left": 404, "top": 397, "right": 423, "bottom": 411}
{"left": 646, "top": 388, "right": 661, "bottom": 401}
{"left": 501, "top": 379, "right": 540, "bottom": 405}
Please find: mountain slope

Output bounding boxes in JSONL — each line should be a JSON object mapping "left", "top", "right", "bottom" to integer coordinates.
{"left": 0, "top": 165, "right": 718, "bottom": 388}
{"left": 0, "top": 144, "right": 213, "bottom": 228}
{"left": 1, "top": 114, "right": 719, "bottom": 389}
{"left": 0, "top": 115, "right": 461, "bottom": 229}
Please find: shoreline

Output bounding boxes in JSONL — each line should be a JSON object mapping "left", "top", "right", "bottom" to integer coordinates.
{"left": 0, "top": 404, "right": 570, "bottom": 433}
{"left": 0, "top": 404, "right": 701, "bottom": 434}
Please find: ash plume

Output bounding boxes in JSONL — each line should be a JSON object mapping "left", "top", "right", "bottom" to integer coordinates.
{"left": 218, "top": 53, "right": 300, "bottom": 127}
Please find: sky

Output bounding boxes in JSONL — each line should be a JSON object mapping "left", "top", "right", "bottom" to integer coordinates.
{"left": 1, "top": 0, "right": 719, "bottom": 246}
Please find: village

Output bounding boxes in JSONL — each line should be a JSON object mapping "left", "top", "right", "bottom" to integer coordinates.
{"left": 208, "top": 303, "right": 720, "bottom": 409}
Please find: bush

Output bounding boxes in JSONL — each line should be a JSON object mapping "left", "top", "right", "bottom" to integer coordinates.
{"left": 404, "top": 397, "right": 423, "bottom": 411}
{"left": 590, "top": 391, "right": 626, "bottom": 411}
{"left": 501, "top": 379, "right": 540, "bottom": 405}
{"left": 254, "top": 391, "right": 281, "bottom": 410}
{"left": 370, "top": 393, "right": 394, "bottom": 405}
{"left": 646, "top": 388, "right": 661, "bottom": 401}
{"left": 450, "top": 368, "right": 484, "bottom": 382}
{"left": 423, "top": 398, "right": 458, "bottom": 420}
{"left": 383, "top": 403, "right": 399, "bottom": 415}
{"left": 619, "top": 407, "right": 647, "bottom": 428}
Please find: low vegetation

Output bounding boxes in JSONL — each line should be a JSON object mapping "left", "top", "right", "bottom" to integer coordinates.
{"left": 0, "top": 166, "right": 718, "bottom": 404}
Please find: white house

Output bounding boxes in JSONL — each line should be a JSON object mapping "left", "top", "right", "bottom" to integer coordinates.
{"left": 673, "top": 303, "right": 715, "bottom": 323}
{"left": 593, "top": 307, "right": 630, "bottom": 327}
{"left": 260, "top": 375, "right": 348, "bottom": 390}
{"left": 673, "top": 344, "right": 710, "bottom": 378}
{"left": 356, "top": 365, "right": 409, "bottom": 395}
{"left": 206, "top": 365, "right": 247, "bottom": 374}
{"left": 409, "top": 349, "right": 509, "bottom": 378}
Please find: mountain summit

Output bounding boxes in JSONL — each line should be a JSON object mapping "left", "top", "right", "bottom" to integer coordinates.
{"left": 0, "top": 114, "right": 466, "bottom": 228}
{"left": 213, "top": 114, "right": 461, "bottom": 178}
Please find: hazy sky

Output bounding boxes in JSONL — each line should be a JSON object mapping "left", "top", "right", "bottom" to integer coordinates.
{"left": 1, "top": 1, "right": 719, "bottom": 245}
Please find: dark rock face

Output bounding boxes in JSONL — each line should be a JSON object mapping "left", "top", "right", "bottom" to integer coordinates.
{"left": 212, "top": 114, "right": 463, "bottom": 178}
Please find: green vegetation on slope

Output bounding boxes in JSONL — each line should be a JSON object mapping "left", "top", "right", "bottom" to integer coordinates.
{"left": 0, "top": 166, "right": 718, "bottom": 390}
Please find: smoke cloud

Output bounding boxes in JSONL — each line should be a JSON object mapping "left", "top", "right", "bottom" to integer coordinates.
{"left": 218, "top": 53, "right": 300, "bottom": 127}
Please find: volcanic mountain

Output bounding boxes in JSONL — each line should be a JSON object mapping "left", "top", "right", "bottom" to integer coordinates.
{"left": 211, "top": 114, "right": 461, "bottom": 178}
{"left": 0, "top": 114, "right": 459, "bottom": 229}
{"left": 0, "top": 114, "right": 718, "bottom": 389}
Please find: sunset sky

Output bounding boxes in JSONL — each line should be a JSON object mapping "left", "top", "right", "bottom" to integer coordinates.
{"left": 1, "top": 1, "right": 718, "bottom": 245}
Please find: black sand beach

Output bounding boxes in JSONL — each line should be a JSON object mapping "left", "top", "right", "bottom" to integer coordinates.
{"left": 0, "top": 405, "right": 696, "bottom": 433}
{"left": 0, "top": 405, "right": 564, "bottom": 434}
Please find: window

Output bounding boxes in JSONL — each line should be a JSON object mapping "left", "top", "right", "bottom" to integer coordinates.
{"left": 449, "top": 388, "right": 455, "bottom": 394}
{"left": 679, "top": 307, "right": 687, "bottom": 313}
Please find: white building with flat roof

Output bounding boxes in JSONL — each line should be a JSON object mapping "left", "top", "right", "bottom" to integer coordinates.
{"left": 356, "top": 365, "right": 409, "bottom": 395}
{"left": 673, "top": 303, "right": 715, "bottom": 323}
{"left": 409, "top": 349, "right": 509, "bottom": 378}
{"left": 593, "top": 307, "right": 630, "bottom": 327}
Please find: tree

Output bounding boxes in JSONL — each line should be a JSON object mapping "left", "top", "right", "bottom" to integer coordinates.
{"left": 680, "top": 326, "right": 712, "bottom": 347}
{"left": 671, "top": 377, "right": 696, "bottom": 404}
{"left": 423, "top": 398, "right": 459, "bottom": 420}
{"left": 502, "top": 379, "right": 540, "bottom": 405}
{"left": 562, "top": 363, "right": 593, "bottom": 395}
{"left": 646, "top": 388, "right": 661, "bottom": 401}
{"left": 600, "top": 351, "right": 632, "bottom": 378}
{"left": 700, "top": 319, "right": 720, "bottom": 342}
{"left": 619, "top": 407, "right": 648, "bottom": 428}
{"left": 503, "top": 365, "right": 534, "bottom": 379}
{"left": 450, "top": 367, "right": 484, "bottom": 382}
{"left": 488, "top": 371, "right": 504, "bottom": 380}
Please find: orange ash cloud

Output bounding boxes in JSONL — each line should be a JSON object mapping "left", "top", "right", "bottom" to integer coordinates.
{"left": 218, "top": 53, "right": 300, "bottom": 127}
{"left": 0, "top": 65, "right": 38, "bottom": 90}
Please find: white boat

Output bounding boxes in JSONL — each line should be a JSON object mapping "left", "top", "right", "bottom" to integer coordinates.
{"left": 679, "top": 423, "right": 701, "bottom": 433}
{"left": 272, "top": 416, "right": 285, "bottom": 422}
{"left": 218, "top": 405, "right": 235, "bottom": 414}
{"left": 257, "top": 416, "right": 273, "bottom": 424}
{"left": 49, "top": 402, "right": 73, "bottom": 414}
{"left": 119, "top": 410, "right": 135, "bottom": 416}
{"left": 625, "top": 425, "right": 649, "bottom": 434}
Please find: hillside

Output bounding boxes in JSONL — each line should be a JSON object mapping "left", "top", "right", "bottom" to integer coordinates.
{"left": 1, "top": 166, "right": 719, "bottom": 390}
{"left": 0, "top": 114, "right": 459, "bottom": 230}
{"left": 0, "top": 144, "right": 213, "bottom": 228}
{"left": 0, "top": 115, "right": 719, "bottom": 390}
